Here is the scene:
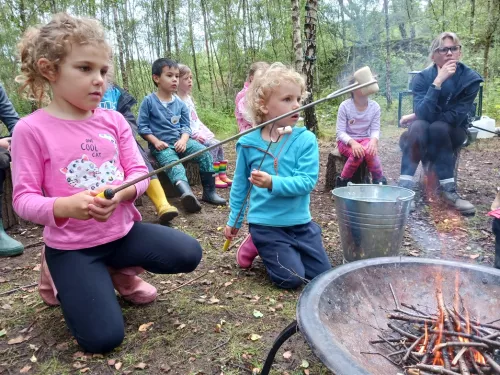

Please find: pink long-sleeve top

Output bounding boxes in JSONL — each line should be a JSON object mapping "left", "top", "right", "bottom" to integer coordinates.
{"left": 336, "top": 98, "right": 381, "bottom": 145}
{"left": 235, "top": 82, "right": 253, "bottom": 132}
{"left": 11, "top": 108, "right": 150, "bottom": 250}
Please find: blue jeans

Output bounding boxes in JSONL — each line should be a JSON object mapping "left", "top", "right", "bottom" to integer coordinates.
{"left": 249, "top": 221, "right": 331, "bottom": 289}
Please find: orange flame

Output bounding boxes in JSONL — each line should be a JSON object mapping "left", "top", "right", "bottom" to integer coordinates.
{"left": 473, "top": 349, "right": 486, "bottom": 365}
{"left": 432, "top": 308, "right": 445, "bottom": 366}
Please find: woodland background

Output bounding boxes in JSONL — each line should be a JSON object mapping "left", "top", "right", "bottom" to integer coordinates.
{"left": 0, "top": 0, "right": 499, "bottom": 137}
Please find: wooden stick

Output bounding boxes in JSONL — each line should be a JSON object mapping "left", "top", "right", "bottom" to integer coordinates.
{"left": 0, "top": 282, "right": 37, "bottom": 296}
{"left": 389, "top": 283, "right": 400, "bottom": 310}
{"left": 401, "top": 302, "right": 434, "bottom": 317}
{"left": 387, "top": 323, "right": 419, "bottom": 341}
{"left": 360, "top": 351, "right": 400, "bottom": 367}
{"left": 388, "top": 313, "right": 435, "bottom": 325}
{"left": 417, "top": 328, "right": 500, "bottom": 347}
{"left": 483, "top": 353, "right": 500, "bottom": 374}
{"left": 411, "top": 364, "right": 461, "bottom": 375}
{"left": 468, "top": 350, "right": 485, "bottom": 375}
{"left": 157, "top": 272, "right": 208, "bottom": 299}
{"left": 422, "top": 333, "right": 439, "bottom": 364}
{"left": 402, "top": 334, "right": 425, "bottom": 363}
{"left": 433, "top": 342, "right": 489, "bottom": 352}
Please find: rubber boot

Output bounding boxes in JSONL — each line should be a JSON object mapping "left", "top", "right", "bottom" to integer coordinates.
{"left": 236, "top": 234, "right": 258, "bottom": 269}
{"left": 493, "top": 219, "right": 500, "bottom": 269}
{"left": 213, "top": 162, "right": 228, "bottom": 189}
{"left": 39, "top": 246, "right": 59, "bottom": 306}
{"left": 218, "top": 160, "right": 233, "bottom": 186}
{"left": 335, "top": 176, "right": 350, "bottom": 188}
{"left": 372, "top": 176, "right": 388, "bottom": 185}
{"left": 439, "top": 181, "right": 475, "bottom": 216}
{"left": 175, "top": 180, "right": 202, "bottom": 213}
{"left": 398, "top": 179, "right": 416, "bottom": 212}
{"left": 200, "top": 172, "right": 226, "bottom": 206}
{"left": 146, "top": 178, "right": 178, "bottom": 225}
{"left": 108, "top": 268, "right": 157, "bottom": 305}
{"left": 0, "top": 219, "right": 24, "bottom": 257}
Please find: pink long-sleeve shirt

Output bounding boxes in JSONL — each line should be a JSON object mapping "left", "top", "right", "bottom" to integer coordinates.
{"left": 235, "top": 82, "right": 253, "bottom": 132}
{"left": 11, "top": 108, "right": 150, "bottom": 250}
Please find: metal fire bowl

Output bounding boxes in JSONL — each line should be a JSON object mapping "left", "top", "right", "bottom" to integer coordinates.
{"left": 297, "top": 257, "right": 500, "bottom": 375}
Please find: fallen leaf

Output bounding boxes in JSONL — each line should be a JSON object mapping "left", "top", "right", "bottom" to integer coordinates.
{"left": 207, "top": 296, "right": 220, "bottom": 305}
{"left": 135, "top": 362, "right": 147, "bottom": 369}
{"left": 283, "top": 351, "right": 292, "bottom": 359}
{"left": 7, "top": 335, "right": 25, "bottom": 345}
{"left": 80, "top": 368, "right": 90, "bottom": 373}
{"left": 0, "top": 277, "right": 6, "bottom": 283}
{"left": 252, "top": 368, "right": 260, "bottom": 374}
{"left": 138, "top": 322, "right": 154, "bottom": 332}
{"left": 470, "top": 254, "right": 480, "bottom": 260}
{"left": 28, "top": 344, "right": 39, "bottom": 351}
{"left": 19, "top": 365, "right": 31, "bottom": 373}
{"left": 160, "top": 364, "right": 171, "bottom": 372}
{"left": 29, "top": 355, "right": 37, "bottom": 363}
{"left": 1, "top": 304, "right": 12, "bottom": 310}
{"left": 217, "top": 226, "right": 223, "bottom": 231}
{"left": 73, "top": 351, "right": 86, "bottom": 360}
{"left": 92, "top": 353, "right": 103, "bottom": 359}
{"left": 55, "top": 342, "right": 69, "bottom": 351}
{"left": 177, "top": 323, "right": 186, "bottom": 330}
{"left": 0, "top": 329, "right": 6, "bottom": 337}
{"left": 253, "top": 310, "right": 263, "bottom": 318}
{"left": 32, "top": 264, "right": 41, "bottom": 272}
{"left": 107, "top": 359, "right": 116, "bottom": 366}
{"left": 275, "top": 303, "right": 284, "bottom": 311}
{"left": 301, "top": 359, "right": 309, "bottom": 368}
{"left": 73, "top": 362, "right": 84, "bottom": 369}
{"left": 224, "top": 281, "right": 233, "bottom": 287}
{"left": 115, "top": 362, "right": 122, "bottom": 370}
{"left": 249, "top": 333, "right": 261, "bottom": 341}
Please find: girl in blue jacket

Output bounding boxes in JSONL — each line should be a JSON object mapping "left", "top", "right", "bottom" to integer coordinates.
{"left": 224, "top": 63, "right": 331, "bottom": 289}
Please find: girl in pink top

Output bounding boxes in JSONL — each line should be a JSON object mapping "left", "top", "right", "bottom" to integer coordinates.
{"left": 177, "top": 64, "right": 232, "bottom": 188}
{"left": 11, "top": 13, "right": 201, "bottom": 354}
{"left": 235, "top": 61, "right": 269, "bottom": 133}
{"left": 335, "top": 77, "right": 387, "bottom": 186}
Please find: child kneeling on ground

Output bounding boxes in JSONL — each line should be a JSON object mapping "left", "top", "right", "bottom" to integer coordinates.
{"left": 224, "top": 63, "right": 331, "bottom": 289}
{"left": 489, "top": 188, "right": 500, "bottom": 269}
{"left": 12, "top": 14, "right": 202, "bottom": 353}
{"left": 335, "top": 76, "right": 387, "bottom": 187}
{"left": 138, "top": 58, "right": 226, "bottom": 213}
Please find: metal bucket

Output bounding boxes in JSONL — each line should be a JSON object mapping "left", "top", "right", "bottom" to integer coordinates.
{"left": 331, "top": 184, "right": 415, "bottom": 262}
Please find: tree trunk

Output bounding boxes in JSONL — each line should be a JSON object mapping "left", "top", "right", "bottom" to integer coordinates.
{"left": 187, "top": 0, "right": 202, "bottom": 92}
{"left": 166, "top": 0, "right": 171, "bottom": 57}
{"left": 113, "top": 6, "right": 129, "bottom": 90}
{"left": 469, "top": 0, "right": 475, "bottom": 34}
{"left": 383, "top": 0, "right": 392, "bottom": 106}
{"left": 241, "top": 0, "right": 248, "bottom": 63}
{"left": 201, "top": 0, "right": 216, "bottom": 107}
{"left": 291, "top": 0, "right": 303, "bottom": 72}
{"left": 302, "top": 0, "right": 318, "bottom": 134}
{"left": 171, "top": 0, "right": 179, "bottom": 59}
{"left": 337, "top": 0, "right": 346, "bottom": 49}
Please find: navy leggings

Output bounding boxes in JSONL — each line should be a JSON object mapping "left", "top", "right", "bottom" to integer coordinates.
{"left": 45, "top": 222, "right": 202, "bottom": 353}
{"left": 493, "top": 219, "right": 500, "bottom": 268}
{"left": 249, "top": 221, "right": 331, "bottom": 289}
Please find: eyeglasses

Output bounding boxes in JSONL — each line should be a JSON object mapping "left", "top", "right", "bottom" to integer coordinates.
{"left": 434, "top": 45, "right": 461, "bottom": 55}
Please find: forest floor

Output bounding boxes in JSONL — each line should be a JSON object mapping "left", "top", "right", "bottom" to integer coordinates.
{"left": 1, "top": 129, "right": 499, "bottom": 375}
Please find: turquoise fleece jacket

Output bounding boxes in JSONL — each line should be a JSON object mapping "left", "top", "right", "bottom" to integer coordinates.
{"left": 227, "top": 126, "right": 319, "bottom": 229}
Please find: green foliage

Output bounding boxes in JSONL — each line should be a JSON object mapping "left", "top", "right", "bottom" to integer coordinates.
{"left": 483, "top": 78, "right": 500, "bottom": 121}
{"left": 197, "top": 106, "right": 238, "bottom": 140}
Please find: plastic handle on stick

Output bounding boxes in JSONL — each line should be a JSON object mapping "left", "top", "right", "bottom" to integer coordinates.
{"left": 223, "top": 239, "right": 231, "bottom": 251}
{"left": 96, "top": 191, "right": 106, "bottom": 198}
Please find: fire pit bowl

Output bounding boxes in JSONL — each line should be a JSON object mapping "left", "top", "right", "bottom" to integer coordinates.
{"left": 297, "top": 257, "right": 500, "bottom": 375}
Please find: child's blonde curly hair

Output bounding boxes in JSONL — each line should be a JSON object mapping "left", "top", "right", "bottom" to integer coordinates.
{"left": 244, "top": 62, "right": 307, "bottom": 125}
{"left": 16, "top": 13, "right": 111, "bottom": 105}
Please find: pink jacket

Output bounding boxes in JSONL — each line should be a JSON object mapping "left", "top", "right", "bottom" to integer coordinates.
{"left": 235, "top": 82, "right": 253, "bottom": 133}
{"left": 182, "top": 95, "right": 215, "bottom": 142}
{"left": 11, "top": 108, "right": 149, "bottom": 250}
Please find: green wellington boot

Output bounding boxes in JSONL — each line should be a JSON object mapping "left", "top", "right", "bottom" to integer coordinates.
{"left": 0, "top": 219, "right": 24, "bottom": 257}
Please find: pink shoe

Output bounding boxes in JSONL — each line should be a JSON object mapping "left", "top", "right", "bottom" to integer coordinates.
{"left": 110, "top": 269, "right": 157, "bottom": 305}
{"left": 39, "top": 246, "right": 59, "bottom": 306}
{"left": 236, "top": 234, "right": 259, "bottom": 269}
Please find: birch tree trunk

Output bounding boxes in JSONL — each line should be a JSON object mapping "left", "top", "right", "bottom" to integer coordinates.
{"left": 201, "top": 0, "right": 216, "bottom": 107}
{"left": 187, "top": 0, "right": 202, "bottom": 91}
{"left": 302, "top": 0, "right": 318, "bottom": 134}
{"left": 291, "top": 0, "right": 303, "bottom": 73}
{"left": 113, "top": 6, "right": 129, "bottom": 90}
{"left": 383, "top": 0, "right": 392, "bottom": 106}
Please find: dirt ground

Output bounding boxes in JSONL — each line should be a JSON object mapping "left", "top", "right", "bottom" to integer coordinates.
{"left": 0, "top": 131, "right": 498, "bottom": 375}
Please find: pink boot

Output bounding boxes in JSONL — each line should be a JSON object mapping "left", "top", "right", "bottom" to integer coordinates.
{"left": 236, "top": 234, "right": 259, "bottom": 269}
{"left": 109, "top": 268, "right": 157, "bottom": 305}
{"left": 39, "top": 246, "right": 59, "bottom": 306}
{"left": 39, "top": 248, "right": 156, "bottom": 306}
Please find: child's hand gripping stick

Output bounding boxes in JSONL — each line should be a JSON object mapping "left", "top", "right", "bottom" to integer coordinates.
{"left": 223, "top": 227, "right": 238, "bottom": 251}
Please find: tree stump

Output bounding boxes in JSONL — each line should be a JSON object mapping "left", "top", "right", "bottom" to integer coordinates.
{"left": 2, "top": 168, "right": 19, "bottom": 230}
{"left": 324, "top": 147, "right": 370, "bottom": 191}
{"left": 147, "top": 152, "right": 201, "bottom": 198}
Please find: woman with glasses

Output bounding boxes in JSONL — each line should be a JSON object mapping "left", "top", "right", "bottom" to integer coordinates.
{"left": 398, "top": 32, "right": 483, "bottom": 216}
